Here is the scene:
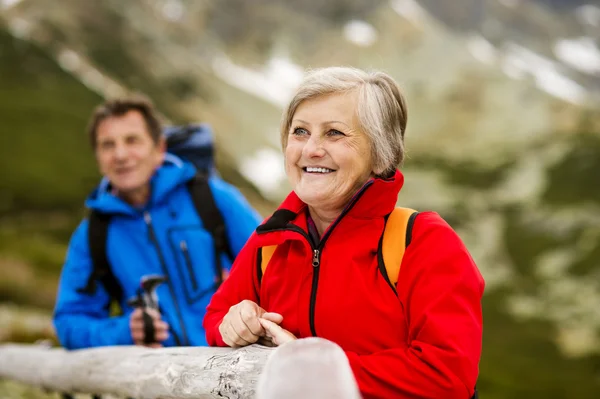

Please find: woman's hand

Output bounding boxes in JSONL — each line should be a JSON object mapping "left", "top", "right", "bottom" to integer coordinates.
{"left": 259, "top": 317, "right": 297, "bottom": 346}
{"left": 219, "top": 299, "right": 283, "bottom": 347}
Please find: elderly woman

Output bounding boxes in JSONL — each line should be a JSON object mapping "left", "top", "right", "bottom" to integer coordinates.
{"left": 203, "top": 67, "right": 484, "bottom": 399}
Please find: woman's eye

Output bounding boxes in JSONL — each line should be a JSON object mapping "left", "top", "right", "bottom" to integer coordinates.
{"left": 327, "top": 129, "right": 344, "bottom": 137}
{"left": 292, "top": 127, "right": 308, "bottom": 136}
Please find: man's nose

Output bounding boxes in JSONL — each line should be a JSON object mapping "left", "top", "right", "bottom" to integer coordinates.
{"left": 113, "top": 142, "right": 128, "bottom": 159}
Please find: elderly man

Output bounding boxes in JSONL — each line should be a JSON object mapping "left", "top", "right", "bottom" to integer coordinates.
{"left": 54, "top": 96, "right": 262, "bottom": 348}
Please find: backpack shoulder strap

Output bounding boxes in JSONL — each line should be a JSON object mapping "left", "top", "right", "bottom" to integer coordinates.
{"left": 384, "top": 208, "right": 477, "bottom": 397}
{"left": 260, "top": 245, "right": 278, "bottom": 279}
{"left": 78, "top": 211, "right": 123, "bottom": 306}
{"left": 187, "top": 174, "right": 233, "bottom": 286}
{"left": 258, "top": 207, "right": 419, "bottom": 288}
{"left": 381, "top": 207, "right": 419, "bottom": 288}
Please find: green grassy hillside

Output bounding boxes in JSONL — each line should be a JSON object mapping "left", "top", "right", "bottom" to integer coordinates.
{"left": 0, "top": 28, "right": 102, "bottom": 214}
{"left": 0, "top": 27, "right": 103, "bottom": 312}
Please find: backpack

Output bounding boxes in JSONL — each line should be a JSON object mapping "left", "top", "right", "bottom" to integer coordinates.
{"left": 77, "top": 123, "right": 234, "bottom": 306}
{"left": 259, "top": 207, "right": 479, "bottom": 399}
{"left": 259, "top": 207, "right": 419, "bottom": 290}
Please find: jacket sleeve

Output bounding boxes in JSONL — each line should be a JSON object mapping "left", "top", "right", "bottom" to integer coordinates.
{"left": 209, "top": 177, "right": 263, "bottom": 257}
{"left": 346, "top": 212, "right": 484, "bottom": 399}
{"left": 203, "top": 234, "right": 261, "bottom": 346}
{"left": 53, "top": 220, "right": 133, "bottom": 349}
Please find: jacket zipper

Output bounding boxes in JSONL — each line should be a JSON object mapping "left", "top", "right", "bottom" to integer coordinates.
{"left": 308, "top": 181, "right": 374, "bottom": 336}
{"left": 264, "top": 181, "right": 374, "bottom": 337}
{"left": 308, "top": 248, "right": 321, "bottom": 336}
{"left": 144, "top": 211, "right": 187, "bottom": 346}
{"left": 179, "top": 240, "right": 198, "bottom": 291}
{"left": 263, "top": 224, "right": 321, "bottom": 336}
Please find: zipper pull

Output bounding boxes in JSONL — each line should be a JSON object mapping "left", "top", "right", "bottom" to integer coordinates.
{"left": 312, "top": 249, "right": 320, "bottom": 268}
{"left": 144, "top": 211, "right": 154, "bottom": 241}
{"left": 180, "top": 240, "right": 188, "bottom": 251}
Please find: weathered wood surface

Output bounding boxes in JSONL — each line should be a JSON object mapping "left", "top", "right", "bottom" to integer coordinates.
{"left": 0, "top": 338, "right": 360, "bottom": 399}
{"left": 257, "top": 337, "right": 361, "bottom": 399}
{"left": 0, "top": 343, "right": 274, "bottom": 398}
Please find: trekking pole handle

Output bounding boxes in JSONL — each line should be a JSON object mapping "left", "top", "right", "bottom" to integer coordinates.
{"left": 142, "top": 308, "right": 156, "bottom": 344}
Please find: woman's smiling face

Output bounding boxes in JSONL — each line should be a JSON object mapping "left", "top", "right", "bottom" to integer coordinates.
{"left": 285, "top": 91, "right": 373, "bottom": 213}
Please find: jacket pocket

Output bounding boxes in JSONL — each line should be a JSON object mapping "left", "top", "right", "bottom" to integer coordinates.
{"left": 168, "top": 226, "right": 221, "bottom": 305}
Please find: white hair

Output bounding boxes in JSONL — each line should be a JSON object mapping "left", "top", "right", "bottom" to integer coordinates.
{"left": 281, "top": 66, "right": 408, "bottom": 176}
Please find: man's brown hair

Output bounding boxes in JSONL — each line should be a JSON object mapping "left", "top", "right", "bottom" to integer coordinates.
{"left": 87, "top": 95, "right": 162, "bottom": 148}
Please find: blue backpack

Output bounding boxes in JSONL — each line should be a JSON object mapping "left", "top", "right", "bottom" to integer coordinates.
{"left": 163, "top": 123, "right": 217, "bottom": 176}
{"left": 79, "top": 124, "right": 233, "bottom": 315}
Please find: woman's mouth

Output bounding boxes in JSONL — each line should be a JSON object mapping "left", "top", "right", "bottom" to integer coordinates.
{"left": 303, "top": 166, "right": 335, "bottom": 174}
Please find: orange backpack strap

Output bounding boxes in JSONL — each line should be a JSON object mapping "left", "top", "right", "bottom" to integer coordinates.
{"left": 382, "top": 207, "right": 419, "bottom": 288}
{"left": 260, "top": 208, "right": 418, "bottom": 287}
{"left": 260, "top": 245, "right": 278, "bottom": 278}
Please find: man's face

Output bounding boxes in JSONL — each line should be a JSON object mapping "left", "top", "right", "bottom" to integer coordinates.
{"left": 95, "top": 110, "right": 165, "bottom": 204}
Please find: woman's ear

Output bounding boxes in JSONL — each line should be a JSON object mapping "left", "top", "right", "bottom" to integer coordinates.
{"left": 372, "top": 165, "right": 385, "bottom": 177}
{"left": 372, "top": 165, "right": 395, "bottom": 179}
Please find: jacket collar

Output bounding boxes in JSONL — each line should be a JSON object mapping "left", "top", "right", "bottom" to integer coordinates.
{"left": 85, "top": 154, "right": 196, "bottom": 216}
{"left": 257, "top": 169, "right": 405, "bottom": 233}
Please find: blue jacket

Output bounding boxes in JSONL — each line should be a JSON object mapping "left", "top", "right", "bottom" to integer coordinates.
{"left": 53, "top": 156, "right": 262, "bottom": 349}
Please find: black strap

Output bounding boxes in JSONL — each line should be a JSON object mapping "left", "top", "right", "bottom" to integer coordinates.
{"left": 79, "top": 211, "right": 123, "bottom": 306}
{"left": 82, "top": 174, "right": 231, "bottom": 302}
{"left": 186, "top": 174, "right": 233, "bottom": 288}
{"left": 405, "top": 212, "right": 419, "bottom": 247}
{"left": 376, "top": 211, "right": 419, "bottom": 292}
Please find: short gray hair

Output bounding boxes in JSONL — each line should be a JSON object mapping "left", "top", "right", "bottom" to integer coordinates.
{"left": 280, "top": 67, "right": 408, "bottom": 176}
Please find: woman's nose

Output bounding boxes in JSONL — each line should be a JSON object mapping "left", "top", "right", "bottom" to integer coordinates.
{"left": 302, "top": 135, "right": 325, "bottom": 158}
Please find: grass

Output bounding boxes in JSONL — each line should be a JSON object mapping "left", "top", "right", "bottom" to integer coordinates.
{"left": 0, "top": 380, "right": 61, "bottom": 399}
{"left": 0, "top": 28, "right": 102, "bottom": 214}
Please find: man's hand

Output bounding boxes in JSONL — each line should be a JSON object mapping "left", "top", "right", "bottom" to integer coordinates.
{"left": 219, "top": 299, "right": 283, "bottom": 347}
{"left": 259, "top": 317, "right": 297, "bottom": 346}
{"left": 129, "top": 308, "right": 169, "bottom": 348}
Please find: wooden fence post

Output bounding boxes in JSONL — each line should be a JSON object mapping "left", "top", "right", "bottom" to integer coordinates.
{"left": 0, "top": 343, "right": 273, "bottom": 398}
{"left": 0, "top": 338, "right": 361, "bottom": 398}
{"left": 256, "top": 337, "right": 361, "bottom": 399}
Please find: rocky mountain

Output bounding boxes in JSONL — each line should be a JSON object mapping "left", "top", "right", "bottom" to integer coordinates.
{"left": 419, "top": 0, "right": 600, "bottom": 95}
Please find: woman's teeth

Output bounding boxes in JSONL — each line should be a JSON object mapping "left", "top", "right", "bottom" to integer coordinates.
{"left": 305, "top": 167, "right": 333, "bottom": 173}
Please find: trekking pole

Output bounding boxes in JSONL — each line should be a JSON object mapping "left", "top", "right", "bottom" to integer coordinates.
{"left": 127, "top": 274, "right": 166, "bottom": 344}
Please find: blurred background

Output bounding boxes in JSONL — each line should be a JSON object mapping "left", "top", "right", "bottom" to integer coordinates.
{"left": 1, "top": 0, "right": 599, "bottom": 397}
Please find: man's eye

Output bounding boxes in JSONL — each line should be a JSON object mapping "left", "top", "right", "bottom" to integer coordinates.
{"left": 99, "top": 142, "right": 114, "bottom": 150}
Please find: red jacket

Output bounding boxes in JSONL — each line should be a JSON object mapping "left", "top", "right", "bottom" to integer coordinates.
{"left": 204, "top": 170, "right": 485, "bottom": 399}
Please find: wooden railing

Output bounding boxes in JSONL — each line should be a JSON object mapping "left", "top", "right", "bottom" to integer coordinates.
{"left": 0, "top": 337, "right": 361, "bottom": 399}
